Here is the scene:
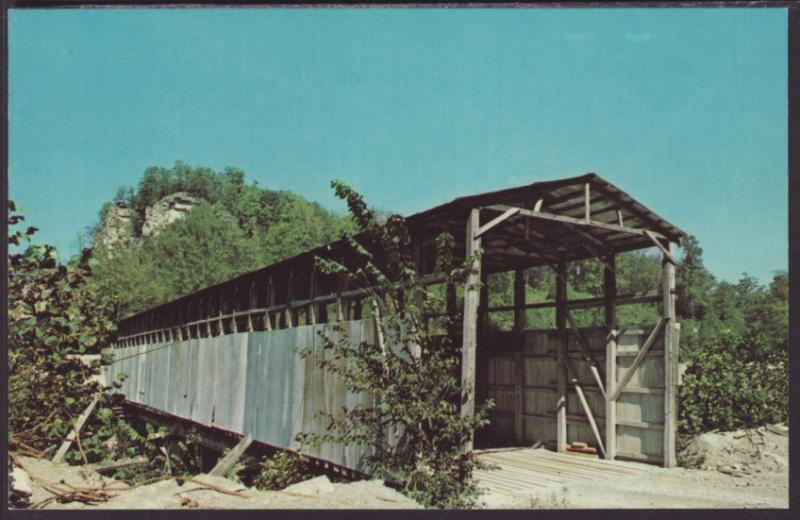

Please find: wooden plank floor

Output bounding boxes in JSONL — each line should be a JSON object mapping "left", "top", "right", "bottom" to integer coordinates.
{"left": 474, "top": 448, "right": 651, "bottom": 495}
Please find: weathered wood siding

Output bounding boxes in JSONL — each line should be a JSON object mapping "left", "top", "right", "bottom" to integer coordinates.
{"left": 105, "top": 320, "right": 377, "bottom": 472}
{"left": 481, "top": 325, "right": 666, "bottom": 464}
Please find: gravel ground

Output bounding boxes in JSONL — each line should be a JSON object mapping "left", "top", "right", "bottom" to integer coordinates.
{"left": 11, "top": 456, "right": 421, "bottom": 510}
{"left": 10, "top": 424, "right": 789, "bottom": 510}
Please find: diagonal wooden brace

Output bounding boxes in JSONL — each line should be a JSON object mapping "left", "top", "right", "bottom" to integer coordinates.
{"left": 475, "top": 207, "right": 520, "bottom": 239}
{"left": 560, "top": 356, "right": 608, "bottom": 459}
{"left": 645, "top": 230, "right": 677, "bottom": 266}
{"left": 609, "top": 317, "right": 667, "bottom": 402}
{"left": 565, "top": 309, "right": 607, "bottom": 400}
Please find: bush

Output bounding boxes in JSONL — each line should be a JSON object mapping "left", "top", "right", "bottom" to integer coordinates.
{"left": 296, "top": 181, "right": 493, "bottom": 509}
{"left": 253, "top": 450, "right": 318, "bottom": 491}
{"left": 678, "top": 330, "right": 788, "bottom": 437}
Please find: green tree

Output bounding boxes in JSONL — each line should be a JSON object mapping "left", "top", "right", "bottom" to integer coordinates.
{"left": 298, "top": 181, "right": 492, "bottom": 508}
{"left": 8, "top": 201, "right": 118, "bottom": 460}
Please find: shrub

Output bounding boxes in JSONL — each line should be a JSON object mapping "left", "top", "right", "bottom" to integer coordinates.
{"left": 253, "top": 450, "right": 318, "bottom": 491}
{"left": 678, "top": 330, "right": 788, "bottom": 437}
{"left": 296, "top": 181, "right": 493, "bottom": 509}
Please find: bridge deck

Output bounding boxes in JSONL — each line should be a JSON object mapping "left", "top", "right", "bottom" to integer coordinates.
{"left": 474, "top": 447, "right": 651, "bottom": 495}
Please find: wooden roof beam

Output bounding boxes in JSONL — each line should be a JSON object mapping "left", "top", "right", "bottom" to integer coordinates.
{"left": 592, "top": 184, "right": 677, "bottom": 241}
{"left": 484, "top": 204, "right": 667, "bottom": 241}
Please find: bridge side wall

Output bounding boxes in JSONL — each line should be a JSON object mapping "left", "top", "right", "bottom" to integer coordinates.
{"left": 105, "top": 320, "right": 377, "bottom": 472}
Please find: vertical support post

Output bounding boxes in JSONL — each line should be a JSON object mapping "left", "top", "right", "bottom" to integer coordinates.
{"left": 285, "top": 270, "right": 294, "bottom": 328}
{"left": 247, "top": 282, "right": 255, "bottom": 332}
{"left": 604, "top": 254, "right": 617, "bottom": 461}
{"left": 513, "top": 268, "right": 526, "bottom": 443}
{"left": 336, "top": 274, "right": 347, "bottom": 321}
{"left": 309, "top": 267, "right": 317, "bottom": 326}
{"left": 584, "top": 182, "right": 591, "bottom": 223}
{"left": 265, "top": 276, "right": 274, "bottom": 331}
{"left": 662, "top": 241, "right": 679, "bottom": 468}
{"left": 177, "top": 304, "right": 185, "bottom": 342}
{"left": 475, "top": 269, "right": 490, "bottom": 415}
{"left": 555, "top": 261, "right": 568, "bottom": 452}
{"left": 217, "top": 288, "right": 224, "bottom": 336}
{"left": 461, "top": 208, "right": 482, "bottom": 452}
{"left": 231, "top": 285, "right": 239, "bottom": 334}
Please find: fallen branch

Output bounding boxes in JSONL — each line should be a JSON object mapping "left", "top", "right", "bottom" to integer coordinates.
{"left": 73, "top": 423, "right": 88, "bottom": 466}
{"left": 10, "top": 453, "right": 117, "bottom": 508}
{"left": 9, "top": 438, "right": 46, "bottom": 458}
{"left": 127, "top": 475, "right": 250, "bottom": 499}
{"left": 90, "top": 457, "right": 149, "bottom": 475}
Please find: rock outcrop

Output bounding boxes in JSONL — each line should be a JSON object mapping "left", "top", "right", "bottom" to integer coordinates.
{"left": 141, "top": 192, "right": 197, "bottom": 238}
{"left": 94, "top": 192, "right": 200, "bottom": 249}
{"left": 94, "top": 204, "right": 134, "bottom": 248}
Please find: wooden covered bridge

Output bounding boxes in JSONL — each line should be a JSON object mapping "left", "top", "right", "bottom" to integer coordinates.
{"left": 106, "top": 172, "right": 685, "bottom": 476}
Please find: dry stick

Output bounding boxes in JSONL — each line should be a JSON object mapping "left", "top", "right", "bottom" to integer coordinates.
{"left": 9, "top": 438, "right": 46, "bottom": 458}
{"left": 73, "top": 422, "right": 88, "bottom": 466}
{"left": 124, "top": 475, "right": 250, "bottom": 498}
{"left": 11, "top": 453, "right": 116, "bottom": 507}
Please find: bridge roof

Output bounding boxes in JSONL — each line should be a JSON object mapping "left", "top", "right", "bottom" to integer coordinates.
{"left": 118, "top": 172, "right": 685, "bottom": 331}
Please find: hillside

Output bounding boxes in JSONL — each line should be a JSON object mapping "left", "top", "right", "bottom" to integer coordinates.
{"left": 89, "top": 162, "right": 355, "bottom": 318}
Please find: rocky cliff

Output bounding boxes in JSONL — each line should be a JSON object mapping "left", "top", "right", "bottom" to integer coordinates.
{"left": 94, "top": 204, "right": 135, "bottom": 248}
{"left": 141, "top": 192, "right": 197, "bottom": 238}
{"left": 94, "top": 192, "right": 199, "bottom": 248}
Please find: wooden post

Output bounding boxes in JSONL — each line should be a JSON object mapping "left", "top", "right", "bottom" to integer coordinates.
{"left": 309, "top": 268, "right": 317, "bottom": 326}
{"left": 336, "top": 275, "right": 347, "bottom": 321}
{"left": 231, "top": 285, "right": 239, "bottom": 334}
{"left": 285, "top": 270, "right": 294, "bottom": 328}
{"left": 461, "top": 208, "right": 482, "bottom": 452}
{"left": 662, "top": 241, "right": 679, "bottom": 468}
{"left": 265, "top": 276, "right": 274, "bottom": 331}
{"left": 556, "top": 261, "right": 568, "bottom": 452}
{"left": 475, "top": 270, "right": 490, "bottom": 412}
{"left": 584, "top": 182, "right": 591, "bottom": 223}
{"left": 513, "top": 268, "right": 526, "bottom": 442}
{"left": 217, "top": 288, "right": 224, "bottom": 336}
{"left": 247, "top": 282, "right": 255, "bottom": 332}
{"left": 604, "top": 253, "right": 617, "bottom": 460}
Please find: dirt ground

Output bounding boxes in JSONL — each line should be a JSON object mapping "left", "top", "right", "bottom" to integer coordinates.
{"left": 12, "top": 456, "right": 422, "bottom": 510}
{"left": 10, "top": 423, "right": 789, "bottom": 510}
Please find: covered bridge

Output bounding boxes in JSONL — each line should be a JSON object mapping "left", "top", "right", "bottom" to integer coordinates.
{"left": 106, "top": 172, "right": 685, "bottom": 474}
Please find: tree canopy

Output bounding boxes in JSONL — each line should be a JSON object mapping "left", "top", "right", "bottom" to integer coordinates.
{"left": 90, "top": 162, "right": 355, "bottom": 317}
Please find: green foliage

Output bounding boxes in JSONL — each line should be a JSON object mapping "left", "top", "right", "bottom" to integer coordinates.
{"left": 8, "top": 201, "right": 207, "bottom": 481}
{"left": 109, "top": 422, "right": 205, "bottom": 484}
{"left": 92, "top": 202, "right": 264, "bottom": 316}
{"left": 8, "top": 201, "right": 121, "bottom": 458}
{"left": 678, "top": 331, "right": 788, "bottom": 437}
{"left": 675, "top": 235, "right": 788, "bottom": 436}
{"left": 296, "top": 180, "right": 493, "bottom": 509}
{"left": 91, "top": 162, "right": 354, "bottom": 317}
{"left": 253, "top": 450, "right": 319, "bottom": 491}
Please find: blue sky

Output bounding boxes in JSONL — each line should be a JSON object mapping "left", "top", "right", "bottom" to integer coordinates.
{"left": 9, "top": 8, "right": 787, "bottom": 284}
